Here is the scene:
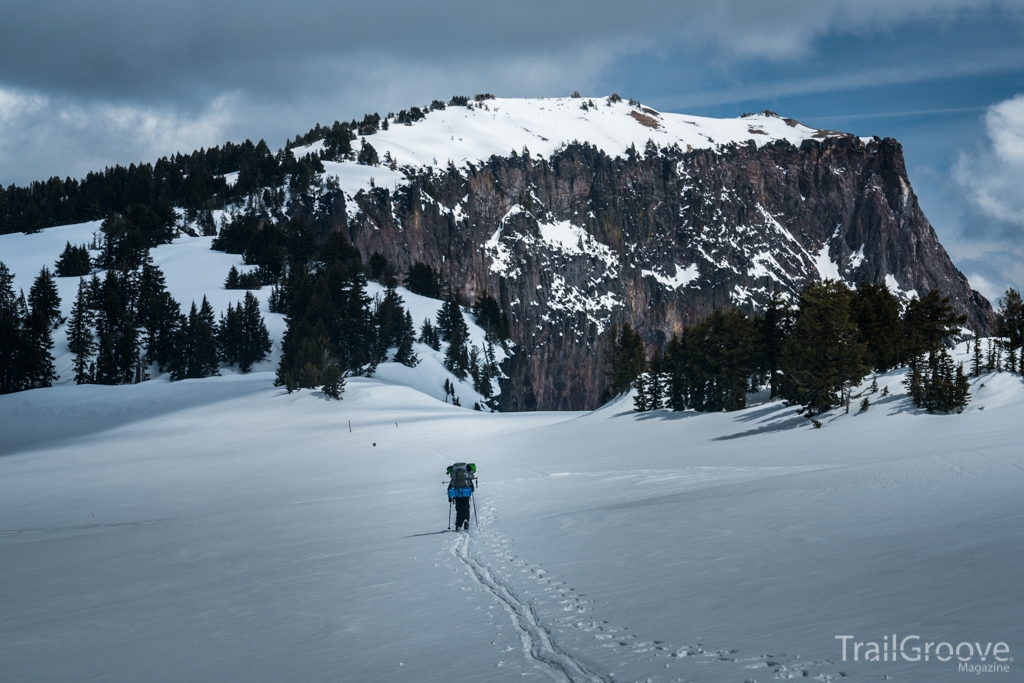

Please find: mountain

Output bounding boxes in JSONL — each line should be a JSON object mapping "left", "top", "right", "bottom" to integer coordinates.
{"left": 287, "top": 96, "right": 994, "bottom": 410}
{"left": 0, "top": 95, "right": 995, "bottom": 410}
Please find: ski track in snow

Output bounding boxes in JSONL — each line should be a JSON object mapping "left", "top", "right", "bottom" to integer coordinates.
{"left": 451, "top": 496, "right": 854, "bottom": 683}
{"left": 451, "top": 520, "right": 610, "bottom": 683}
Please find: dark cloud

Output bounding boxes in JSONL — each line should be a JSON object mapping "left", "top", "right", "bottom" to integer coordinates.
{"left": 2, "top": 0, "right": 1017, "bottom": 105}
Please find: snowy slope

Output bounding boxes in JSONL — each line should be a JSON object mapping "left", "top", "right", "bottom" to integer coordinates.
{"left": 1, "top": 348, "right": 1021, "bottom": 683}
{"left": 0, "top": 222, "right": 495, "bottom": 406}
{"left": 298, "top": 97, "right": 836, "bottom": 195}
{"left": 1, "top": 222, "right": 288, "bottom": 382}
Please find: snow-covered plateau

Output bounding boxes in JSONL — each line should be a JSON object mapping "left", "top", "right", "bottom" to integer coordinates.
{"left": 1, "top": 222, "right": 1022, "bottom": 683}
{"left": 297, "top": 97, "right": 836, "bottom": 188}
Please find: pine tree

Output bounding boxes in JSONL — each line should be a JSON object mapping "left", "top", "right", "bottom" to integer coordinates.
{"left": 273, "top": 231, "right": 371, "bottom": 386}
{"left": 663, "top": 309, "right": 757, "bottom": 412}
{"left": 602, "top": 322, "right": 647, "bottom": 401}
{"left": 225, "top": 265, "right": 241, "bottom": 289}
{"left": 997, "top": 288, "right": 1024, "bottom": 373}
{"left": 647, "top": 350, "right": 666, "bottom": 409}
{"left": 321, "top": 361, "right": 345, "bottom": 399}
{"left": 137, "top": 262, "right": 181, "bottom": 371}
{"left": 277, "top": 325, "right": 334, "bottom": 391}
{"left": 67, "top": 277, "right": 96, "bottom": 384}
{"left": 436, "top": 293, "right": 468, "bottom": 343}
{"left": 333, "top": 264, "right": 373, "bottom": 373}
{"left": 0, "top": 262, "right": 24, "bottom": 394}
{"left": 171, "top": 298, "right": 220, "bottom": 380}
{"left": 99, "top": 213, "right": 149, "bottom": 272}
{"left": 267, "top": 283, "right": 286, "bottom": 314}
{"left": 406, "top": 263, "right": 446, "bottom": 299}
{"left": 902, "top": 290, "right": 966, "bottom": 361}
{"left": 357, "top": 139, "right": 379, "bottom": 166}
{"left": 368, "top": 252, "right": 388, "bottom": 281}
{"left": 28, "top": 266, "right": 62, "bottom": 330}
{"left": 20, "top": 267, "right": 61, "bottom": 388}
{"left": 394, "top": 311, "right": 419, "bottom": 367}
{"left": 237, "top": 291, "right": 272, "bottom": 372}
{"left": 372, "top": 286, "right": 407, "bottom": 363}
{"left": 419, "top": 318, "right": 441, "bottom": 350}
{"left": 906, "top": 348, "right": 970, "bottom": 413}
{"left": 444, "top": 316, "right": 471, "bottom": 379}
{"left": 633, "top": 372, "right": 650, "bottom": 412}
{"left": 757, "top": 292, "right": 794, "bottom": 397}
{"left": 195, "top": 297, "right": 220, "bottom": 376}
{"left": 438, "top": 294, "right": 471, "bottom": 379}
{"left": 469, "top": 345, "right": 483, "bottom": 391}
{"left": 473, "top": 340, "right": 499, "bottom": 403}
{"left": 217, "top": 301, "right": 242, "bottom": 367}
{"left": 850, "top": 282, "right": 902, "bottom": 372}
{"left": 54, "top": 241, "right": 92, "bottom": 277}
{"left": 94, "top": 269, "right": 141, "bottom": 385}
{"left": 972, "top": 329, "right": 984, "bottom": 377}
{"left": 905, "top": 354, "right": 925, "bottom": 406}
{"left": 954, "top": 362, "right": 971, "bottom": 410}
{"left": 779, "top": 280, "right": 869, "bottom": 415}
{"left": 472, "top": 293, "right": 511, "bottom": 341}
{"left": 198, "top": 209, "right": 216, "bottom": 237}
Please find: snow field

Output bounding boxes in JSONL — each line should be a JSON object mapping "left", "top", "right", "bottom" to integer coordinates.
{"left": 1, "top": 350, "right": 1022, "bottom": 682}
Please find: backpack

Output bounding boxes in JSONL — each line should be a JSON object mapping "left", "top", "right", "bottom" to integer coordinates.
{"left": 447, "top": 462, "right": 475, "bottom": 498}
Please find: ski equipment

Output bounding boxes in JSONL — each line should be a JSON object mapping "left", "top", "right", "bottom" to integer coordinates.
{"left": 447, "top": 462, "right": 475, "bottom": 499}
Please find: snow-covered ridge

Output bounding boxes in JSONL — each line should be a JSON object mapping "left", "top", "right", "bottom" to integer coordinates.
{"left": 293, "top": 97, "right": 842, "bottom": 175}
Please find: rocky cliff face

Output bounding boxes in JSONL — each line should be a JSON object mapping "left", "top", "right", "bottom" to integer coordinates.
{"left": 308, "top": 112, "right": 992, "bottom": 411}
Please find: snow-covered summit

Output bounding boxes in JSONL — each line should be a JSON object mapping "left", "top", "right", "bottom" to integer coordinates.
{"left": 293, "top": 96, "right": 841, "bottom": 173}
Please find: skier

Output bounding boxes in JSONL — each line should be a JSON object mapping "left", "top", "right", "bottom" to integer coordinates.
{"left": 447, "top": 462, "right": 476, "bottom": 531}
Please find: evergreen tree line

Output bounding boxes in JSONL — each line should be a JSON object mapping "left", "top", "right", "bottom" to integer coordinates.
{"left": 0, "top": 264, "right": 61, "bottom": 394}
{"left": 964, "top": 287, "right": 1024, "bottom": 377}
{"left": 73, "top": 211, "right": 272, "bottom": 384}
{"left": 0, "top": 212, "right": 276, "bottom": 395}
{"left": 213, "top": 212, "right": 318, "bottom": 287}
{"left": 0, "top": 139, "right": 326, "bottom": 236}
{"left": 272, "top": 234, "right": 433, "bottom": 398}
{"left": 225, "top": 266, "right": 263, "bottom": 290}
{"left": 2, "top": 93, "right": 499, "bottom": 239}
{"left": 621, "top": 280, "right": 976, "bottom": 416}
{"left": 64, "top": 264, "right": 272, "bottom": 385}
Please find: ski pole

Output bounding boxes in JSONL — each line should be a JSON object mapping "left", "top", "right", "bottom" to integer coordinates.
{"left": 472, "top": 494, "right": 478, "bottom": 527}
{"left": 448, "top": 498, "right": 453, "bottom": 530}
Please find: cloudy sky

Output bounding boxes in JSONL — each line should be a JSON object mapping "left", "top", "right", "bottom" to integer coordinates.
{"left": 1, "top": 0, "right": 1023, "bottom": 300}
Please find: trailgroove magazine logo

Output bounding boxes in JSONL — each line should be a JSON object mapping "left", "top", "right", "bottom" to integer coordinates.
{"left": 836, "top": 635, "right": 1012, "bottom": 674}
